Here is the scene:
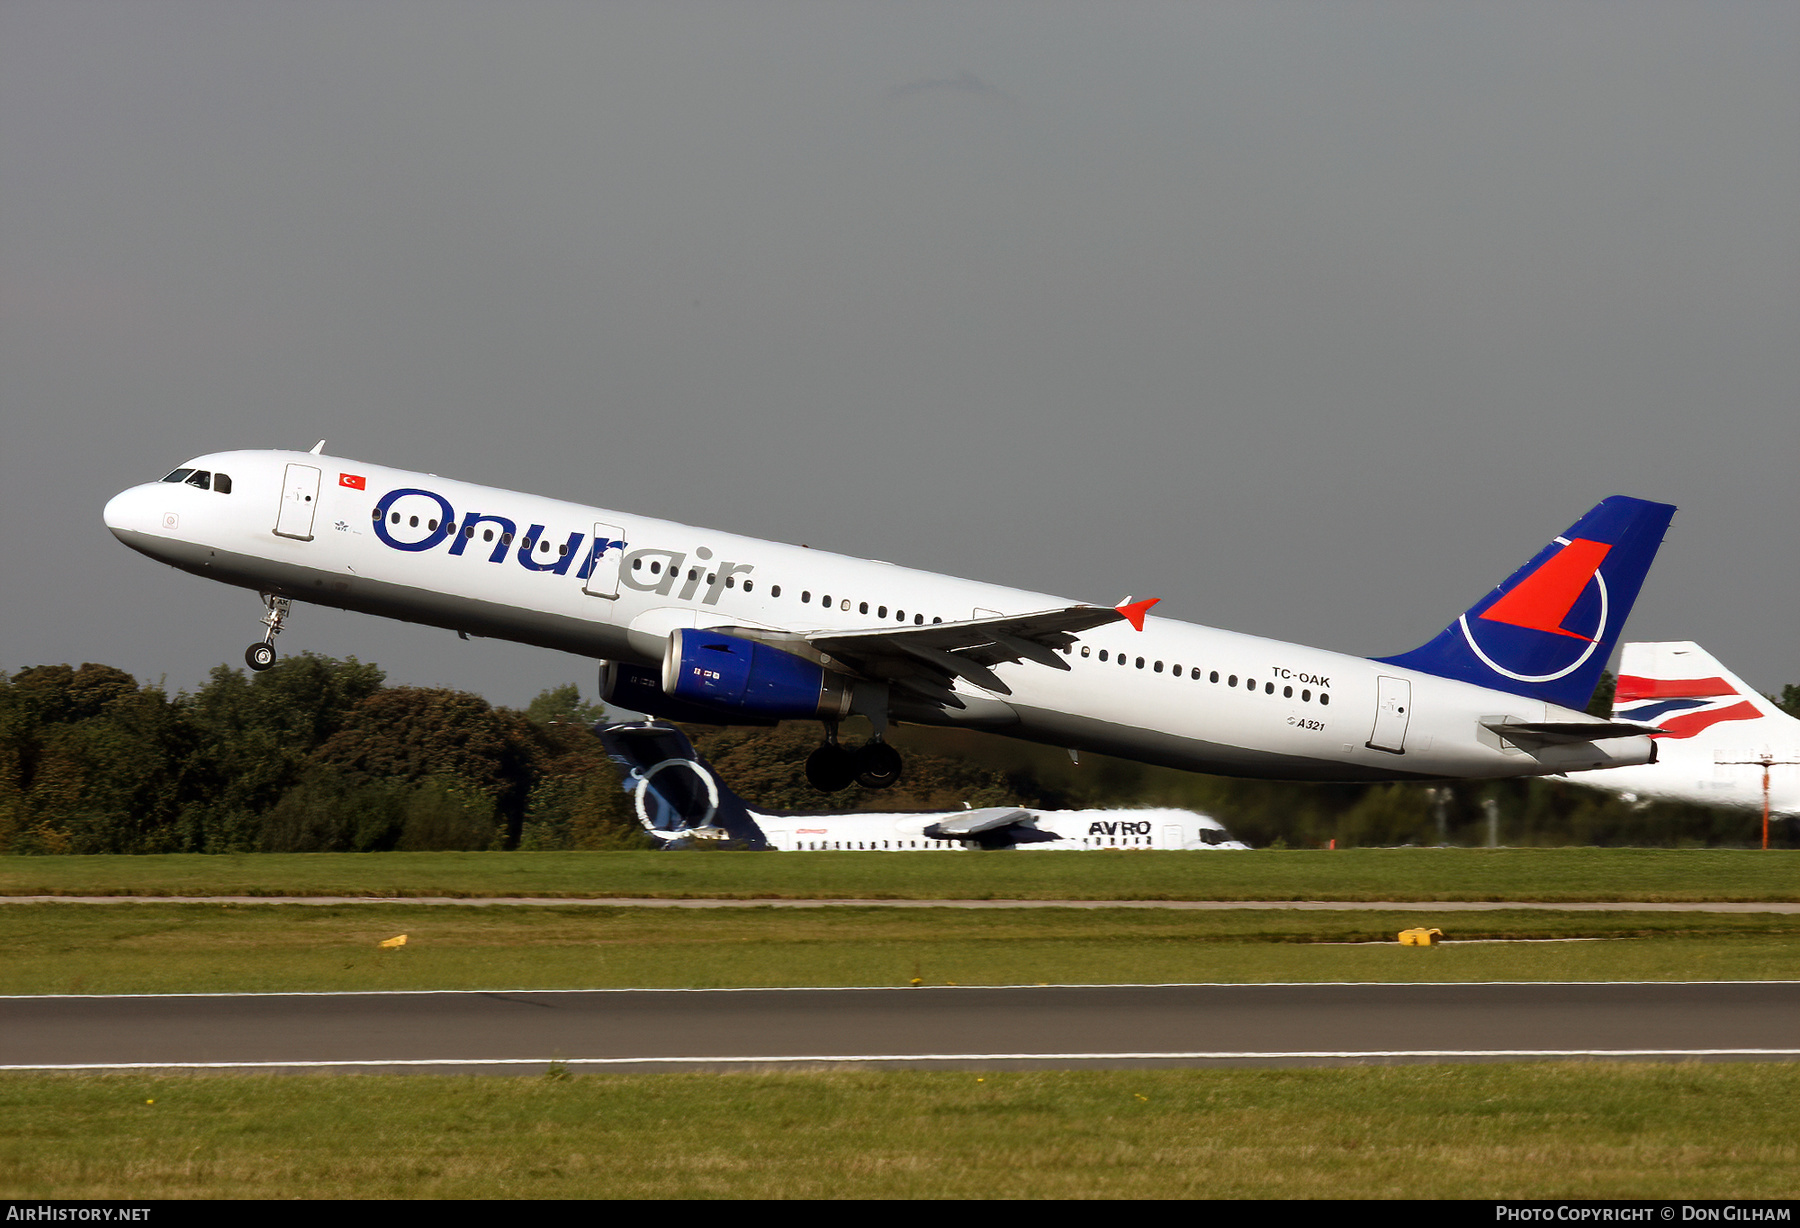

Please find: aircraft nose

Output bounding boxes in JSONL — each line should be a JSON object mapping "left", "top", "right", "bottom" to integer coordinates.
{"left": 103, "top": 484, "right": 160, "bottom": 540}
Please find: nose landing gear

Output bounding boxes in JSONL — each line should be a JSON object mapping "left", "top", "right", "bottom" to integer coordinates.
{"left": 244, "top": 593, "right": 291, "bottom": 672}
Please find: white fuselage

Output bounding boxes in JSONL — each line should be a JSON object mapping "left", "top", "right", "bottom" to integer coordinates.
{"left": 104, "top": 449, "right": 1654, "bottom": 784}
{"left": 1579, "top": 750, "right": 1800, "bottom": 815}
{"left": 754, "top": 808, "right": 1247, "bottom": 852}
{"left": 1577, "top": 713, "right": 1800, "bottom": 815}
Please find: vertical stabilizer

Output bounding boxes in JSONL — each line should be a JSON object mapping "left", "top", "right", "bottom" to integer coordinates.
{"left": 596, "top": 722, "right": 770, "bottom": 849}
{"left": 1611, "top": 642, "right": 1793, "bottom": 740}
{"left": 1378, "top": 496, "right": 1676, "bottom": 710}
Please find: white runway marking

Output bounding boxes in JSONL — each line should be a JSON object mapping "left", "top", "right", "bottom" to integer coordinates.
{"left": 9, "top": 1048, "right": 1800, "bottom": 1072}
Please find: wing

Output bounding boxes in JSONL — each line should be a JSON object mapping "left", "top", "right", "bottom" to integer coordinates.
{"left": 801, "top": 598, "right": 1159, "bottom": 710}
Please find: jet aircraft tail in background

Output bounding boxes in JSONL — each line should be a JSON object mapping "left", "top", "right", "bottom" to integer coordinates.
{"left": 1377, "top": 496, "right": 1677, "bottom": 712}
{"left": 1611, "top": 642, "right": 1793, "bottom": 738}
{"left": 1571, "top": 642, "right": 1800, "bottom": 817}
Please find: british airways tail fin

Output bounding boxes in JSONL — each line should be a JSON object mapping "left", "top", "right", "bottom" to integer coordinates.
{"left": 1610, "top": 642, "right": 1795, "bottom": 740}
{"left": 1377, "top": 496, "right": 1676, "bottom": 710}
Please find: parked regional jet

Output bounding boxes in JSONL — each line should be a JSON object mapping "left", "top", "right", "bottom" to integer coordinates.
{"left": 1574, "top": 642, "right": 1799, "bottom": 816}
{"left": 599, "top": 721, "right": 1247, "bottom": 851}
{"left": 104, "top": 445, "right": 1675, "bottom": 791}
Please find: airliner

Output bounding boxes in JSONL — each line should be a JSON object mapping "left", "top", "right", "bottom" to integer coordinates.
{"left": 103, "top": 445, "right": 1675, "bottom": 792}
{"left": 1574, "top": 642, "right": 1799, "bottom": 817}
{"left": 599, "top": 721, "right": 1247, "bottom": 851}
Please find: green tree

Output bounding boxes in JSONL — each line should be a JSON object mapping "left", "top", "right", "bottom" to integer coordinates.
{"left": 179, "top": 653, "right": 387, "bottom": 851}
{"left": 525, "top": 684, "right": 607, "bottom": 729}
{"left": 0, "top": 665, "right": 194, "bottom": 853}
{"left": 519, "top": 719, "right": 647, "bottom": 850}
{"left": 308, "top": 687, "right": 552, "bottom": 847}
{"left": 1586, "top": 670, "right": 1617, "bottom": 718}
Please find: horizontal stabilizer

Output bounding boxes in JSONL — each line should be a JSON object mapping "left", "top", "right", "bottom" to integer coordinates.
{"left": 1481, "top": 719, "right": 1659, "bottom": 747}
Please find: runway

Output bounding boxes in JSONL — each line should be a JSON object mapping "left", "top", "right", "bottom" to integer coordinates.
{"left": 5, "top": 982, "right": 1798, "bottom": 1072}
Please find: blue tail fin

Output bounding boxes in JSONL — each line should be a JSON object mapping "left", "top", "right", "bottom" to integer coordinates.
{"left": 596, "top": 722, "right": 770, "bottom": 849}
{"left": 1377, "top": 496, "right": 1676, "bottom": 710}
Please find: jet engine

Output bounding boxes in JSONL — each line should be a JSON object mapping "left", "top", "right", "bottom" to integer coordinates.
{"left": 661, "top": 628, "right": 854, "bottom": 721}
{"left": 599, "top": 660, "right": 778, "bottom": 727}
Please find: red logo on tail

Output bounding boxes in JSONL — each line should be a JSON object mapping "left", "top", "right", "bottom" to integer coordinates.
{"left": 1478, "top": 539, "right": 1610, "bottom": 641}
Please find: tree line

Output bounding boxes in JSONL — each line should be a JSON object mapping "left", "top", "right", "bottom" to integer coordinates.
{"left": 0, "top": 655, "right": 1793, "bottom": 853}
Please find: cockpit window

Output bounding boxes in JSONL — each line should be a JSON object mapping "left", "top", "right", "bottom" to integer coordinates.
{"left": 160, "top": 466, "right": 229, "bottom": 493}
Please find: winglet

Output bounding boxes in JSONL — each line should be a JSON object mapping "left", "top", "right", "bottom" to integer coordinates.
{"left": 1115, "top": 597, "right": 1160, "bottom": 632}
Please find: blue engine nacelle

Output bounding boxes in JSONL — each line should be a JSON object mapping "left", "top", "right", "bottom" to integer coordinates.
{"left": 662, "top": 628, "right": 854, "bottom": 721}
{"left": 599, "top": 660, "right": 779, "bottom": 727}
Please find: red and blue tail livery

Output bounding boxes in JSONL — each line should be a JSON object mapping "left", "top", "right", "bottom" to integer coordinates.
{"left": 1574, "top": 642, "right": 1800, "bottom": 816}
{"left": 1613, "top": 668, "right": 1761, "bottom": 740}
{"left": 1378, "top": 496, "right": 1677, "bottom": 711}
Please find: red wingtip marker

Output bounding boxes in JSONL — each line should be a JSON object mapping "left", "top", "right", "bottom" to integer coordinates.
{"left": 1115, "top": 597, "right": 1160, "bottom": 632}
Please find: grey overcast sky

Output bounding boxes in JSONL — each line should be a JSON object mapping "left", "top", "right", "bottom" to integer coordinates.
{"left": 3, "top": 1, "right": 1795, "bottom": 710}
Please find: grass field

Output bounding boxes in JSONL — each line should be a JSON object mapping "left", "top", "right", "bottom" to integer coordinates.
{"left": 6, "top": 903, "right": 1800, "bottom": 995}
{"left": 4, "top": 1065, "right": 1797, "bottom": 1199}
{"left": 4, "top": 846, "right": 1798, "bottom": 902}
{"left": 7, "top": 849, "right": 1796, "bottom": 1200}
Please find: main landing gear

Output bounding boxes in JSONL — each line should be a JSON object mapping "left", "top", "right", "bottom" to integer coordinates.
{"left": 244, "top": 593, "right": 291, "bottom": 672}
{"left": 805, "top": 724, "right": 904, "bottom": 793}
